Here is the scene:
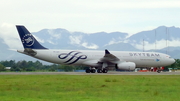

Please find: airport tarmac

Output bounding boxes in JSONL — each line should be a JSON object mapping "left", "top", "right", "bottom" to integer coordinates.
{"left": 0, "top": 71, "right": 180, "bottom": 75}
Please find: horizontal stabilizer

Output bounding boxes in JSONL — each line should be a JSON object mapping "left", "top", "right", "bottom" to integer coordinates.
{"left": 17, "top": 48, "right": 37, "bottom": 56}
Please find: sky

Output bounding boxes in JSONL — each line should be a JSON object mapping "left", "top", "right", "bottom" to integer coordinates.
{"left": 1, "top": 0, "right": 180, "bottom": 34}
{"left": 0, "top": 0, "right": 180, "bottom": 49}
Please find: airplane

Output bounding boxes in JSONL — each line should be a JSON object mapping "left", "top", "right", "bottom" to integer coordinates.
{"left": 16, "top": 25, "right": 175, "bottom": 73}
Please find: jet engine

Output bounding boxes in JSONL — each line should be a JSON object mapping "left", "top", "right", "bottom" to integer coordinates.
{"left": 116, "top": 62, "right": 136, "bottom": 70}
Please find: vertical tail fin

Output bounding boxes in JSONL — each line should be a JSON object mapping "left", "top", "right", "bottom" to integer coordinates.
{"left": 16, "top": 25, "right": 47, "bottom": 49}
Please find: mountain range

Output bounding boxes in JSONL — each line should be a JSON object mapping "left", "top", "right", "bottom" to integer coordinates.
{"left": 1, "top": 26, "right": 180, "bottom": 64}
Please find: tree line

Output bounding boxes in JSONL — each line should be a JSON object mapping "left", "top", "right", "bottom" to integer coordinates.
{"left": 0, "top": 59, "right": 179, "bottom": 72}
{"left": 0, "top": 60, "right": 88, "bottom": 72}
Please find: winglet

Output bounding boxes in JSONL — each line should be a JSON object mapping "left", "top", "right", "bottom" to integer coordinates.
{"left": 16, "top": 25, "right": 47, "bottom": 49}
{"left": 105, "top": 49, "right": 110, "bottom": 54}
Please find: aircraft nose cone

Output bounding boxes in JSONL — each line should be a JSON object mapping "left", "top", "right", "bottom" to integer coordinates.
{"left": 172, "top": 59, "right": 175, "bottom": 64}
{"left": 168, "top": 58, "right": 175, "bottom": 65}
{"left": 164, "top": 58, "right": 175, "bottom": 66}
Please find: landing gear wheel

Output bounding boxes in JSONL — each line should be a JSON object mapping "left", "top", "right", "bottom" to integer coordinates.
{"left": 157, "top": 70, "right": 161, "bottom": 73}
{"left": 86, "top": 69, "right": 91, "bottom": 73}
{"left": 102, "top": 69, "right": 108, "bottom": 73}
{"left": 90, "top": 69, "right": 96, "bottom": 73}
{"left": 97, "top": 69, "right": 102, "bottom": 73}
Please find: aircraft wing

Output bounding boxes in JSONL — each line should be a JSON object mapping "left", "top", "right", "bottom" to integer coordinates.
{"left": 82, "top": 50, "right": 120, "bottom": 67}
{"left": 100, "top": 49, "right": 120, "bottom": 64}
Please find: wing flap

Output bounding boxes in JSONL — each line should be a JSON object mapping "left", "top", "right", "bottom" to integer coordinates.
{"left": 82, "top": 50, "right": 121, "bottom": 67}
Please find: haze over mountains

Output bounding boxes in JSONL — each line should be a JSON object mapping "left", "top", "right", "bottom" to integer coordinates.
{"left": 1, "top": 26, "right": 180, "bottom": 63}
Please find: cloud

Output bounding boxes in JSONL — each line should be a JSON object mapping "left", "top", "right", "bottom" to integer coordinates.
{"left": 133, "top": 39, "right": 180, "bottom": 50}
{"left": 47, "top": 40, "right": 56, "bottom": 45}
{"left": 82, "top": 42, "right": 99, "bottom": 49}
{"left": 105, "top": 38, "right": 129, "bottom": 46}
{"left": 0, "top": 23, "right": 23, "bottom": 49}
{"left": 69, "top": 35, "right": 82, "bottom": 45}
{"left": 69, "top": 35, "right": 98, "bottom": 49}
{"left": 33, "top": 35, "right": 45, "bottom": 43}
{"left": 106, "top": 38, "right": 118, "bottom": 46}
{"left": 48, "top": 29, "right": 61, "bottom": 40}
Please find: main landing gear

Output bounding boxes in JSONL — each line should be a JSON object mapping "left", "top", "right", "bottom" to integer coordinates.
{"left": 85, "top": 68, "right": 108, "bottom": 73}
{"left": 157, "top": 70, "right": 161, "bottom": 73}
{"left": 157, "top": 67, "right": 162, "bottom": 73}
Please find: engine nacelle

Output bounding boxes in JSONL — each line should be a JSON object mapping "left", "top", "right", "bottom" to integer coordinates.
{"left": 116, "top": 62, "right": 136, "bottom": 70}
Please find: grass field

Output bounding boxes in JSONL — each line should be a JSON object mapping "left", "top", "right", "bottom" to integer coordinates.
{"left": 0, "top": 75, "right": 180, "bottom": 101}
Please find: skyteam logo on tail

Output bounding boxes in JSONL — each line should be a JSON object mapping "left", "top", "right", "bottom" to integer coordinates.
{"left": 58, "top": 51, "right": 87, "bottom": 64}
{"left": 22, "top": 34, "right": 35, "bottom": 46}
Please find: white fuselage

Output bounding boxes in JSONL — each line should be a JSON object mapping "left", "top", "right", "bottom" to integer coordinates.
{"left": 18, "top": 49, "right": 175, "bottom": 68}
